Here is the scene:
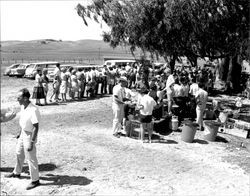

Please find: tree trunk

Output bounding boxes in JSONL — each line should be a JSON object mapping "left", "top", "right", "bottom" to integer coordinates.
{"left": 219, "top": 57, "right": 230, "bottom": 81}
{"left": 226, "top": 56, "right": 242, "bottom": 93}
{"left": 190, "top": 56, "right": 197, "bottom": 67}
{"left": 170, "top": 54, "right": 177, "bottom": 74}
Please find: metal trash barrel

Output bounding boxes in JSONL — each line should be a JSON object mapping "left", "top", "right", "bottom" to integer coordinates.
{"left": 203, "top": 120, "right": 221, "bottom": 141}
{"left": 181, "top": 121, "right": 197, "bottom": 143}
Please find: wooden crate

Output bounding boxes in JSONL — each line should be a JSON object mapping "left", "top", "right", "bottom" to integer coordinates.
{"left": 129, "top": 120, "right": 141, "bottom": 138}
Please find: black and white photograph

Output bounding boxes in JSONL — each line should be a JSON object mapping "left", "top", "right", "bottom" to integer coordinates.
{"left": 1, "top": 0, "right": 249, "bottom": 195}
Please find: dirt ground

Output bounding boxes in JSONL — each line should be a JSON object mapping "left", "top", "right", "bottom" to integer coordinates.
{"left": 1, "top": 77, "right": 250, "bottom": 196}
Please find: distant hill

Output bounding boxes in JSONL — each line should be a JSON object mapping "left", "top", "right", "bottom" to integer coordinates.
{"left": 0, "top": 39, "right": 142, "bottom": 64}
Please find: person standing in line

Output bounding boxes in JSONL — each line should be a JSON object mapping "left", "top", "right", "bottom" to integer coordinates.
{"left": 195, "top": 80, "right": 208, "bottom": 131}
{"left": 137, "top": 86, "right": 157, "bottom": 143}
{"left": 53, "top": 63, "right": 61, "bottom": 101}
{"left": 76, "top": 68, "right": 84, "bottom": 99}
{"left": 5, "top": 88, "right": 41, "bottom": 190}
{"left": 112, "top": 77, "right": 128, "bottom": 138}
{"left": 101, "top": 65, "right": 109, "bottom": 95}
{"left": 71, "top": 69, "right": 79, "bottom": 100}
{"left": 41, "top": 68, "right": 49, "bottom": 105}
{"left": 108, "top": 67, "right": 116, "bottom": 94}
{"left": 32, "top": 69, "right": 46, "bottom": 106}
{"left": 49, "top": 74, "right": 60, "bottom": 102}
{"left": 80, "top": 68, "right": 87, "bottom": 98}
{"left": 89, "top": 67, "right": 97, "bottom": 97}
{"left": 66, "top": 67, "right": 73, "bottom": 100}
{"left": 60, "top": 68, "right": 68, "bottom": 102}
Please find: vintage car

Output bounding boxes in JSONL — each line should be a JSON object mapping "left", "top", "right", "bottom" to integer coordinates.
{"left": 9, "top": 63, "right": 30, "bottom": 77}
{"left": 3, "top": 63, "right": 20, "bottom": 76}
{"left": 24, "top": 61, "right": 60, "bottom": 79}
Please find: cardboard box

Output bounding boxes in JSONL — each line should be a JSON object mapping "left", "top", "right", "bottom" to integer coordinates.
{"left": 223, "top": 127, "right": 250, "bottom": 138}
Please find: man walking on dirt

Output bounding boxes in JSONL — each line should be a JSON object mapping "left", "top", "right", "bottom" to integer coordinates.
{"left": 5, "top": 88, "right": 41, "bottom": 190}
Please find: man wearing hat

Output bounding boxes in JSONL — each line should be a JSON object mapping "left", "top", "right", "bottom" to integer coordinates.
{"left": 112, "top": 76, "right": 128, "bottom": 137}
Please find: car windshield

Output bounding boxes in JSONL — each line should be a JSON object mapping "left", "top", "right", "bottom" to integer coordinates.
{"left": 28, "top": 64, "right": 36, "bottom": 68}
{"left": 11, "top": 64, "right": 19, "bottom": 68}
{"left": 47, "top": 64, "right": 57, "bottom": 69}
{"left": 19, "top": 65, "right": 26, "bottom": 69}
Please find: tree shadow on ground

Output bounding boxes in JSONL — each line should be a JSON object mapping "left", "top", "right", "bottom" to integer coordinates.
{"left": 0, "top": 163, "right": 58, "bottom": 174}
{"left": 40, "top": 174, "right": 92, "bottom": 186}
{"left": 215, "top": 135, "right": 228, "bottom": 143}
{"left": 155, "top": 129, "right": 174, "bottom": 136}
{"left": 126, "top": 132, "right": 178, "bottom": 144}
{"left": 71, "top": 94, "right": 111, "bottom": 102}
{"left": 154, "top": 139, "right": 178, "bottom": 144}
{"left": 1, "top": 163, "right": 92, "bottom": 186}
{"left": 193, "top": 139, "right": 209, "bottom": 144}
{"left": 45, "top": 102, "right": 67, "bottom": 106}
{"left": 16, "top": 173, "right": 92, "bottom": 186}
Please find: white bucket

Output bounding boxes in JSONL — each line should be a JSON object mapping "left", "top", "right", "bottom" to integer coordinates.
{"left": 171, "top": 116, "right": 178, "bottom": 131}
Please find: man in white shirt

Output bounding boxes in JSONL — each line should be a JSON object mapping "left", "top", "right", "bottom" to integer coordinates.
{"left": 53, "top": 63, "right": 61, "bottom": 79}
{"left": 189, "top": 77, "right": 199, "bottom": 96}
{"left": 195, "top": 81, "right": 208, "bottom": 131}
{"left": 112, "top": 77, "right": 128, "bottom": 137}
{"left": 137, "top": 86, "right": 157, "bottom": 143}
{"left": 5, "top": 88, "right": 41, "bottom": 190}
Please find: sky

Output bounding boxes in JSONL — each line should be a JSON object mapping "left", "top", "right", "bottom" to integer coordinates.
{"left": 0, "top": 0, "right": 110, "bottom": 41}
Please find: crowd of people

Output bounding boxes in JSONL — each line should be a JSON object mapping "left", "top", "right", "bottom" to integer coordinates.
{"left": 3, "top": 60, "right": 250, "bottom": 190}
{"left": 30, "top": 62, "right": 218, "bottom": 138}
{"left": 109, "top": 62, "right": 219, "bottom": 142}
{"left": 31, "top": 62, "right": 216, "bottom": 104}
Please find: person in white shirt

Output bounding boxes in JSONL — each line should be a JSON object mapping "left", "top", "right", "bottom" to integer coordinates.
{"left": 173, "top": 83, "right": 182, "bottom": 97}
{"left": 195, "top": 81, "right": 208, "bottom": 131}
{"left": 189, "top": 77, "right": 199, "bottom": 97}
{"left": 5, "top": 88, "right": 41, "bottom": 190}
{"left": 125, "top": 63, "right": 131, "bottom": 72}
{"left": 53, "top": 63, "right": 61, "bottom": 100}
{"left": 112, "top": 77, "right": 128, "bottom": 137}
{"left": 119, "top": 66, "right": 127, "bottom": 76}
{"left": 137, "top": 86, "right": 157, "bottom": 143}
{"left": 165, "top": 73, "right": 176, "bottom": 91}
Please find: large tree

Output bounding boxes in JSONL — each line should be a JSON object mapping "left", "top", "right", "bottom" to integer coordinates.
{"left": 76, "top": 0, "right": 249, "bottom": 82}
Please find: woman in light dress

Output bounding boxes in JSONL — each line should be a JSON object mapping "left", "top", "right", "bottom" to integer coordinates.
{"left": 71, "top": 69, "right": 79, "bottom": 100}
{"left": 60, "top": 68, "right": 68, "bottom": 102}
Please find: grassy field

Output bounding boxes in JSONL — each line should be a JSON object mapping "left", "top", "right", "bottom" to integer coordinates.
{"left": 0, "top": 39, "right": 143, "bottom": 67}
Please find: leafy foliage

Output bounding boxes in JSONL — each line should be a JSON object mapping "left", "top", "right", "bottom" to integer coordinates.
{"left": 76, "top": 0, "right": 249, "bottom": 63}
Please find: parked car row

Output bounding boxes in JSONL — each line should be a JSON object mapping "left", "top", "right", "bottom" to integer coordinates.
{"left": 3, "top": 62, "right": 102, "bottom": 81}
{"left": 3, "top": 63, "right": 20, "bottom": 76}
{"left": 9, "top": 63, "right": 31, "bottom": 77}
